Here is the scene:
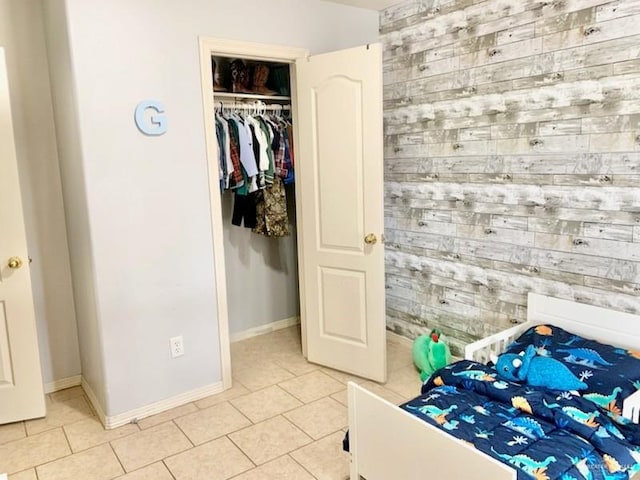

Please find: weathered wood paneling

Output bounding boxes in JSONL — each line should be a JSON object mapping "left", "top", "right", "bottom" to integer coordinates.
{"left": 596, "top": 0, "right": 640, "bottom": 23}
{"left": 382, "top": 0, "right": 640, "bottom": 350}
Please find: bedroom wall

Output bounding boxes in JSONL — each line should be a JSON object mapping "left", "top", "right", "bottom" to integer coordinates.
{"left": 42, "top": 0, "right": 378, "bottom": 417}
{"left": 381, "top": 0, "right": 640, "bottom": 354}
{"left": 42, "top": 0, "right": 107, "bottom": 408}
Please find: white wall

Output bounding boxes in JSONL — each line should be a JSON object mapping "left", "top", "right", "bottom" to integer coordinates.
{"left": 0, "top": 0, "right": 80, "bottom": 387}
{"left": 41, "top": 0, "right": 108, "bottom": 408}
{"left": 222, "top": 190, "right": 300, "bottom": 335}
{"left": 44, "top": 0, "right": 378, "bottom": 416}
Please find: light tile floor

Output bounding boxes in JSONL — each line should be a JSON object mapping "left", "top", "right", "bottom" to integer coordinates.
{"left": 0, "top": 326, "right": 420, "bottom": 480}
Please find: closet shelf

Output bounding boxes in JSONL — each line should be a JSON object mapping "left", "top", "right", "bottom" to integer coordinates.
{"left": 214, "top": 91, "right": 291, "bottom": 102}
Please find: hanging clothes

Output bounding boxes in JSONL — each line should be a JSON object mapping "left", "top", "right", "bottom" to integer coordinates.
{"left": 214, "top": 104, "right": 295, "bottom": 238}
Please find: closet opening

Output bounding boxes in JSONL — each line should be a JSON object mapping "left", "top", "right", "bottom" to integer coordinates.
{"left": 199, "top": 38, "right": 309, "bottom": 389}
{"left": 214, "top": 55, "right": 300, "bottom": 341}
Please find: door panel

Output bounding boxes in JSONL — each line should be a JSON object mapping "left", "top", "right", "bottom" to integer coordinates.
{"left": 296, "top": 44, "right": 386, "bottom": 382}
{"left": 320, "top": 267, "right": 366, "bottom": 344}
{"left": 315, "top": 76, "right": 364, "bottom": 252}
{"left": 0, "top": 47, "right": 46, "bottom": 424}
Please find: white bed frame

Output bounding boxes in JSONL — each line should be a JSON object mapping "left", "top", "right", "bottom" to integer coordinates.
{"left": 348, "top": 293, "right": 640, "bottom": 480}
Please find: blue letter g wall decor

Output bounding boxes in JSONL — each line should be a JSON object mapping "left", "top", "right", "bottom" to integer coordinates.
{"left": 135, "top": 100, "right": 167, "bottom": 136}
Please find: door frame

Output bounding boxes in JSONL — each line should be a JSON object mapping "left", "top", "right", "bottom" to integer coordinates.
{"left": 198, "top": 37, "right": 309, "bottom": 389}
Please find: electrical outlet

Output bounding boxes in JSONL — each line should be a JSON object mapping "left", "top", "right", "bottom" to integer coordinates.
{"left": 170, "top": 336, "right": 184, "bottom": 358}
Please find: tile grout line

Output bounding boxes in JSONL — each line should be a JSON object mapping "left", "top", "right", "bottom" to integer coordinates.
{"left": 169, "top": 419, "right": 196, "bottom": 449}
{"left": 224, "top": 452, "right": 318, "bottom": 480}
{"left": 107, "top": 441, "right": 126, "bottom": 477}
{"left": 25, "top": 394, "right": 97, "bottom": 439}
{"left": 56, "top": 425, "right": 76, "bottom": 465}
{"left": 276, "top": 370, "right": 345, "bottom": 404}
{"left": 224, "top": 433, "right": 258, "bottom": 471}
{"left": 273, "top": 359, "right": 319, "bottom": 377}
{"left": 7, "top": 468, "right": 38, "bottom": 480}
{"left": 193, "top": 387, "right": 250, "bottom": 410}
{"left": 224, "top": 413, "right": 315, "bottom": 468}
{"left": 75, "top": 419, "right": 141, "bottom": 454}
{"left": 137, "top": 403, "right": 197, "bottom": 430}
{"left": 224, "top": 400, "right": 256, "bottom": 427}
{"left": 279, "top": 415, "right": 314, "bottom": 444}
{"left": 288, "top": 452, "right": 320, "bottom": 480}
{"left": 108, "top": 422, "right": 192, "bottom": 477}
{"left": 23, "top": 427, "right": 76, "bottom": 478}
{"left": 161, "top": 459, "right": 178, "bottom": 480}
{"left": 236, "top": 385, "right": 348, "bottom": 441}
{"left": 288, "top": 430, "right": 341, "bottom": 479}
{"left": 229, "top": 385, "right": 305, "bottom": 423}
{"left": 59, "top": 424, "right": 73, "bottom": 454}
{"left": 230, "top": 377, "right": 250, "bottom": 392}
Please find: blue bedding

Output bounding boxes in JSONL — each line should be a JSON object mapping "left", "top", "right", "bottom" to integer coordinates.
{"left": 407, "top": 360, "right": 640, "bottom": 480}
{"left": 502, "top": 324, "right": 640, "bottom": 419}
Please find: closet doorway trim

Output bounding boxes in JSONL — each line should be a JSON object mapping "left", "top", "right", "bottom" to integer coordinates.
{"left": 198, "top": 37, "right": 308, "bottom": 390}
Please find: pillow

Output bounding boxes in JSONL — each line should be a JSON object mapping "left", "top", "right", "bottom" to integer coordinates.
{"left": 502, "top": 324, "right": 640, "bottom": 420}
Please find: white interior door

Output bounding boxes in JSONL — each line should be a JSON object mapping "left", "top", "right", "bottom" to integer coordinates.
{"left": 295, "top": 44, "right": 386, "bottom": 382}
{"left": 0, "top": 47, "right": 46, "bottom": 424}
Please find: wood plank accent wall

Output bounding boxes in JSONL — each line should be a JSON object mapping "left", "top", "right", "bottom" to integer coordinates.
{"left": 380, "top": 0, "right": 640, "bottom": 354}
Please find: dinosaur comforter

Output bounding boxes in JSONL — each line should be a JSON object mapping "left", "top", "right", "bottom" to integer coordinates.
{"left": 404, "top": 360, "right": 640, "bottom": 480}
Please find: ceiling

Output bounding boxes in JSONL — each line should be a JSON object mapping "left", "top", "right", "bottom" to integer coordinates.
{"left": 323, "top": 0, "right": 404, "bottom": 10}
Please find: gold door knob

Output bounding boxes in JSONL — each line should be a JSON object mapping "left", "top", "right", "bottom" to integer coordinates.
{"left": 8, "top": 257, "right": 23, "bottom": 269}
{"left": 364, "top": 233, "right": 377, "bottom": 245}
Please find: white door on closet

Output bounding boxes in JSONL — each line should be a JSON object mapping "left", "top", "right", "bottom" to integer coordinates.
{"left": 296, "top": 44, "right": 386, "bottom": 382}
{"left": 0, "top": 48, "right": 45, "bottom": 424}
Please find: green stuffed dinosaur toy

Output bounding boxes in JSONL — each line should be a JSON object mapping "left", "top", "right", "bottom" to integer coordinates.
{"left": 412, "top": 329, "right": 452, "bottom": 382}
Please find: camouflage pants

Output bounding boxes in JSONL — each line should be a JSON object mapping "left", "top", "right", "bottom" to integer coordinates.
{"left": 253, "top": 177, "right": 290, "bottom": 237}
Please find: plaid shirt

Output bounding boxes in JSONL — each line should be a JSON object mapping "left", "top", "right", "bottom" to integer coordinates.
{"left": 225, "top": 119, "right": 245, "bottom": 188}
{"left": 273, "top": 124, "right": 288, "bottom": 179}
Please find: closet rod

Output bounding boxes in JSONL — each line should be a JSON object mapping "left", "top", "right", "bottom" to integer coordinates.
{"left": 217, "top": 100, "right": 291, "bottom": 112}
{"left": 218, "top": 103, "right": 291, "bottom": 111}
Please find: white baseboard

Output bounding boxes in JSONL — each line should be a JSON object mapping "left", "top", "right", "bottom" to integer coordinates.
{"left": 81, "top": 377, "right": 107, "bottom": 426}
{"left": 82, "top": 376, "right": 225, "bottom": 430}
{"left": 44, "top": 375, "right": 82, "bottom": 394}
{"left": 230, "top": 316, "right": 300, "bottom": 343}
{"left": 386, "top": 330, "right": 413, "bottom": 349}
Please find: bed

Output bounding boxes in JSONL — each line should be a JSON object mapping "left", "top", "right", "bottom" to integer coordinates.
{"left": 347, "top": 293, "right": 640, "bottom": 480}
